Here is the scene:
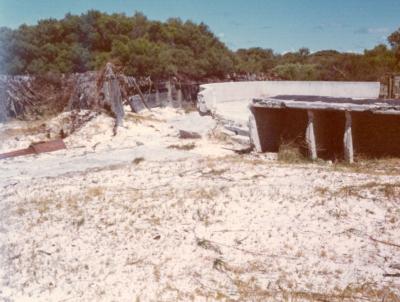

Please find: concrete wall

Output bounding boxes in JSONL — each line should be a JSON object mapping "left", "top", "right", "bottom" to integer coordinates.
{"left": 352, "top": 112, "right": 400, "bottom": 157}
{"left": 249, "top": 107, "right": 308, "bottom": 153}
{"left": 313, "top": 111, "right": 345, "bottom": 160}
{"left": 198, "top": 81, "right": 380, "bottom": 129}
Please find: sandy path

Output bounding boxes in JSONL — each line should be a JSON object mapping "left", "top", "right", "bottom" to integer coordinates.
{"left": 0, "top": 108, "right": 399, "bottom": 301}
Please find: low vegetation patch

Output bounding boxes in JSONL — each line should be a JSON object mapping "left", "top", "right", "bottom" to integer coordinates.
{"left": 168, "top": 143, "right": 196, "bottom": 150}
{"left": 125, "top": 113, "right": 163, "bottom": 123}
{"left": 316, "top": 181, "right": 400, "bottom": 200}
{"left": 277, "top": 141, "right": 308, "bottom": 164}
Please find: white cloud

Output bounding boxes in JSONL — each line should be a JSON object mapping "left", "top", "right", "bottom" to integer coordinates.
{"left": 355, "top": 27, "right": 390, "bottom": 35}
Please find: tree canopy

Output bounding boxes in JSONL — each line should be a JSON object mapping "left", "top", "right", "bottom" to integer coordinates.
{"left": 0, "top": 11, "right": 234, "bottom": 80}
{"left": 0, "top": 10, "right": 399, "bottom": 81}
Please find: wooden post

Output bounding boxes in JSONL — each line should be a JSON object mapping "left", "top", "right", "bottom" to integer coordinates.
{"left": 132, "top": 78, "right": 151, "bottom": 111}
{"left": 155, "top": 84, "right": 160, "bottom": 106}
{"left": 166, "top": 80, "right": 172, "bottom": 103}
{"left": 177, "top": 87, "right": 183, "bottom": 106}
{"left": 306, "top": 110, "right": 317, "bottom": 160}
{"left": 389, "top": 76, "right": 393, "bottom": 99}
{"left": 344, "top": 111, "right": 354, "bottom": 163}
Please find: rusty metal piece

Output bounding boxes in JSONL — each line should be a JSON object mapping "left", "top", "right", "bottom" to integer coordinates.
{"left": 0, "top": 148, "right": 35, "bottom": 159}
{"left": 0, "top": 139, "right": 66, "bottom": 160}
{"left": 30, "top": 139, "right": 66, "bottom": 153}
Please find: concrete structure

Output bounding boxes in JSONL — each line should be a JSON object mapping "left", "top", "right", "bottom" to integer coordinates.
{"left": 249, "top": 96, "right": 400, "bottom": 162}
{"left": 197, "top": 81, "right": 380, "bottom": 133}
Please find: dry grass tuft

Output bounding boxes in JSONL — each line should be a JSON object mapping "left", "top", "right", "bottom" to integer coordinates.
{"left": 168, "top": 143, "right": 196, "bottom": 150}
{"left": 196, "top": 239, "right": 222, "bottom": 254}
{"left": 86, "top": 186, "right": 105, "bottom": 198}
{"left": 182, "top": 103, "right": 198, "bottom": 114}
{"left": 278, "top": 141, "right": 308, "bottom": 164}
{"left": 338, "top": 182, "right": 400, "bottom": 199}
{"left": 125, "top": 113, "right": 163, "bottom": 123}
{"left": 189, "top": 187, "right": 220, "bottom": 200}
{"left": 278, "top": 142, "right": 310, "bottom": 164}
{"left": 229, "top": 278, "right": 400, "bottom": 302}
{"left": 315, "top": 182, "right": 400, "bottom": 200}
{"left": 2, "top": 124, "right": 47, "bottom": 137}
{"left": 132, "top": 157, "right": 145, "bottom": 165}
{"left": 315, "top": 186, "right": 329, "bottom": 196}
{"left": 333, "top": 157, "right": 400, "bottom": 175}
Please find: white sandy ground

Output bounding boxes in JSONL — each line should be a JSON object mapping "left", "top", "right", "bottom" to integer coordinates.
{"left": 0, "top": 107, "right": 400, "bottom": 301}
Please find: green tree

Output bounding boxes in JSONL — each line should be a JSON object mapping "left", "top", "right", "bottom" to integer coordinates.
{"left": 272, "top": 63, "right": 318, "bottom": 80}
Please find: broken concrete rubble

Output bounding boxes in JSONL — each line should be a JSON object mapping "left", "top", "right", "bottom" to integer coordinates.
{"left": 178, "top": 129, "right": 202, "bottom": 139}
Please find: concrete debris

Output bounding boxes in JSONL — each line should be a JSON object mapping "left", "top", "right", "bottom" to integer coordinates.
{"left": 178, "top": 129, "right": 202, "bottom": 139}
{"left": 223, "top": 145, "right": 253, "bottom": 154}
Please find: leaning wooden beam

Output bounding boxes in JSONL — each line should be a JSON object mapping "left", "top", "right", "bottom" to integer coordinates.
{"left": 132, "top": 78, "right": 151, "bottom": 111}
{"left": 166, "top": 80, "right": 173, "bottom": 103}
{"left": 101, "top": 63, "right": 125, "bottom": 126}
{"left": 177, "top": 87, "right": 183, "bottom": 106}
{"left": 306, "top": 110, "right": 317, "bottom": 160}
{"left": 343, "top": 111, "right": 354, "bottom": 163}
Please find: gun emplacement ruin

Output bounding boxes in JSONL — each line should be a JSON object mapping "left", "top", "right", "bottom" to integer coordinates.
{"left": 249, "top": 95, "right": 400, "bottom": 163}
{"left": 197, "top": 80, "right": 400, "bottom": 162}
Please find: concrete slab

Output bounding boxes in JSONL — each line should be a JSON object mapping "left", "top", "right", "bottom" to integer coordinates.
{"left": 197, "top": 81, "right": 381, "bottom": 132}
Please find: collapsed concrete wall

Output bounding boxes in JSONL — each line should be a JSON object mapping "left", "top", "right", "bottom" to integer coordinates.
{"left": 197, "top": 81, "right": 381, "bottom": 133}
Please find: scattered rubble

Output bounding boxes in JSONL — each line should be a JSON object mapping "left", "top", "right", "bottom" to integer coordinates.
{"left": 178, "top": 129, "right": 202, "bottom": 139}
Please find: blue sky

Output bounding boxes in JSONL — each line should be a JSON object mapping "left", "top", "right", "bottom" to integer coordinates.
{"left": 0, "top": 0, "right": 399, "bottom": 53}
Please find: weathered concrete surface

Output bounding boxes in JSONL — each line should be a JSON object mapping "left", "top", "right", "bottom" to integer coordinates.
{"left": 197, "top": 81, "right": 380, "bottom": 132}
